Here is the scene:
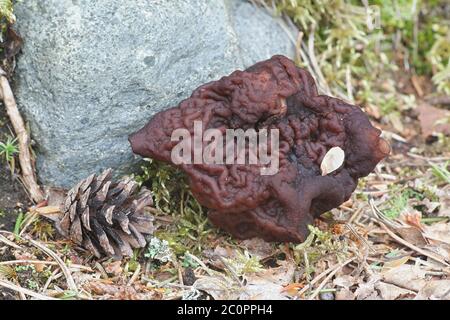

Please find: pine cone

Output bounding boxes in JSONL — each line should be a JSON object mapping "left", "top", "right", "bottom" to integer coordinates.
{"left": 57, "top": 169, "right": 155, "bottom": 258}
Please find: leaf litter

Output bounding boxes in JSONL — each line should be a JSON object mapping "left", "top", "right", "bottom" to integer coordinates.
{"left": 1, "top": 0, "right": 450, "bottom": 301}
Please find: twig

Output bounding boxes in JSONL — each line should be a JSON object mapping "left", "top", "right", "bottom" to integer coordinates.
{"left": 186, "top": 252, "right": 215, "bottom": 277}
{"left": 0, "top": 279, "right": 58, "bottom": 300}
{"left": 23, "top": 235, "right": 78, "bottom": 293}
{"left": 127, "top": 263, "right": 141, "bottom": 286}
{"left": 0, "top": 68, "right": 44, "bottom": 203}
{"left": 297, "top": 258, "right": 346, "bottom": 297}
{"left": 218, "top": 256, "right": 244, "bottom": 287}
{"left": 308, "top": 257, "right": 355, "bottom": 300}
{"left": 0, "top": 233, "right": 22, "bottom": 249}
{"left": 377, "top": 222, "right": 449, "bottom": 267}
{"left": 42, "top": 269, "right": 60, "bottom": 292}
{"left": 368, "top": 199, "right": 449, "bottom": 266}
{"left": 0, "top": 259, "right": 92, "bottom": 271}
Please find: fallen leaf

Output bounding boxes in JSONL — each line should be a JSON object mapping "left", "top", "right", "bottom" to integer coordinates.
{"left": 375, "top": 282, "right": 415, "bottom": 300}
{"left": 415, "top": 280, "right": 450, "bottom": 300}
{"left": 103, "top": 260, "right": 123, "bottom": 276}
{"left": 400, "top": 210, "right": 424, "bottom": 231}
{"left": 395, "top": 225, "right": 428, "bottom": 246}
{"left": 89, "top": 282, "right": 161, "bottom": 300}
{"left": 381, "top": 255, "right": 411, "bottom": 273}
{"left": 354, "top": 275, "right": 381, "bottom": 300}
{"left": 321, "top": 146, "right": 345, "bottom": 176}
{"left": 333, "top": 275, "right": 357, "bottom": 289}
{"left": 382, "top": 265, "right": 427, "bottom": 292}
{"left": 193, "top": 274, "right": 240, "bottom": 300}
{"left": 33, "top": 206, "right": 62, "bottom": 222}
{"left": 239, "top": 260, "right": 295, "bottom": 300}
{"left": 0, "top": 25, "right": 23, "bottom": 60}
{"left": 417, "top": 103, "right": 450, "bottom": 138}
{"left": 239, "top": 238, "right": 275, "bottom": 260}
{"left": 423, "top": 222, "right": 450, "bottom": 245}
{"left": 335, "top": 288, "right": 356, "bottom": 300}
{"left": 281, "top": 283, "right": 305, "bottom": 296}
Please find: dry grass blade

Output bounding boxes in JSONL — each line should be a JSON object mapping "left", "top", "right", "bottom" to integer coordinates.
{"left": 0, "top": 233, "right": 22, "bottom": 249}
{"left": 0, "top": 279, "right": 59, "bottom": 300}
{"left": 308, "top": 257, "right": 355, "bottom": 300}
{"left": 22, "top": 234, "right": 78, "bottom": 293}
{"left": 0, "top": 259, "right": 92, "bottom": 271}
{"left": 377, "top": 222, "right": 449, "bottom": 267}
{"left": 369, "top": 199, "right": 449, "bottom": 267}
{"left": 297, "top": 257, "right": 352, "bottom": 297}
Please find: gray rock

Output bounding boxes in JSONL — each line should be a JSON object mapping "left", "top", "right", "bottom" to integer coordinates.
{"left": 14, "top": 0, "right": 295, "bottom": 187}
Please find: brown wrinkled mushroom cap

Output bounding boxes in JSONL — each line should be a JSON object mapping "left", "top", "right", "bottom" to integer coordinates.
{"left": 129, "top": 55, "right": 389, "bottom": 243}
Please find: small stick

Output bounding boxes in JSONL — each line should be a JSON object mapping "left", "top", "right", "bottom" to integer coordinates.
{"left": 308, "top": 257, "right": 355, "bottom": 300}
{"left": 127, "top": 263, "right": 141, "bottom": 287}
{"left": 0, "top": 68, "right": 44, "bottom": 203}
{"left": 0, "top": 259, "right": 92, "bottom": 271}
{"left": 0, "top": 279, "right": 58, "bottom": 300}
{"left": 0, "top": 233, "right": 22, "bottom": 249}
{"left": 377, "top": 222, "right": 449, "bottom": 267}
{"left": 23, "top": 235, "right": 78, "bottom": 293}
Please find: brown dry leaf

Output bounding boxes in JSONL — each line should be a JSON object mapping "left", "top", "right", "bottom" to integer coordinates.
{"left": 354, "top": 275, "right": 382, "bottom": 300}
{"left": 333, "top": 274, "right": 358, "bottom": 289}
{"left": 193, "top": 274, "right": 240, "bottom": 300}
{"left": 203, "top": 246, "right": 234, "bottom": 271}
{"left": 395, "top": 226, "right": 428, "bottom": 247}
{"left": 375, "top": 282, "right": 415, "bottom": 300}
{"left": 415, "top": 280, "right": 450, "bottom": 300}
{"left": 400, "top": 210, "right": 424, "bottom": 231}
{"left": 335, "top": 288, "right": 356, "bottom": 300}
{"left": 0, "top": 25, "right": 23, "bottom": 60}
{"left": 33, "top": 206, "right": 62, "bottom": 222}
{"left": 239, "top": 260, "right": 296, "bottom": 300}
{"left": 423, "top": 222, "right": 450, "bottom": 245}
{"left": 239, "top": 238, "right": 275, "bottom": 260}
{"left": 321, "top": 146, "right": 345, "bottom": 176}
{"left": 382, "top": 264, "right": 427, "bottom": 292}
{"left": 381, "top": 255, "right": 411, "bottom": 273}
{"left": 281, "top": 283, "right": 305, "bottom": 296}
{"left": 103, "top": 260, "right": 123, "bottom": 276}
{"left": 44, "top": 186, "right": 68, "bottom": 207}
{"left": 417, "top": 103, "right": 450, "bottom": 137}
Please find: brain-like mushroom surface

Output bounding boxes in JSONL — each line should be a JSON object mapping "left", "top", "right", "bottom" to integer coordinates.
{"left": 129, "top": 55, "right": 389, "bottom": 242}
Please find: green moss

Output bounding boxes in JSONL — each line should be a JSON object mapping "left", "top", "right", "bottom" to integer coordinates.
{"left": 135, "top": 159, "right": 216, "bottom": 255}
{"left": 272, "top": 0, "right": 450, "bottom": 107}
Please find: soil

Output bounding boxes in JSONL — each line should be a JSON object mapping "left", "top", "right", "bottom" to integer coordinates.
{"left": 0, "top": 105, "right": 30, "bottom": 231}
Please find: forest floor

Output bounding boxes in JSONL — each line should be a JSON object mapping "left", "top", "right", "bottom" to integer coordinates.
{"left": 0, "top": 77, "right": 449, "bottom": 300}
{"left": 0, "top": 0, "right": 449, "bottom": 300}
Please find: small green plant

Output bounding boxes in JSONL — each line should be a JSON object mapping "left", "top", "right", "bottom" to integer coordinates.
{"left": 224, "top": 250, "right": 264, "bottom": 276}
{"left": 430, "top": 161, "right": 450, "bottom": 185}
{"left": 383, "top": 191, "right": 409, "bottom": 219}
{"left": 293, "top": 225, "right": 348, "bottom": 268}
{"left": 135, "top": 159, "right": 215, "bottom": 254}
{"left": 0, "top": 136, "right": 18, "bottom": 174}
{"left": 13, "top": 209, "right": 24, "bottom": 239}
{"left": 181, "top": 251, "right": 200, "bottom": 269}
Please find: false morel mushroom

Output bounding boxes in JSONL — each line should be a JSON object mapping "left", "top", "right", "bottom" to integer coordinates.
{"left": 129, "top": 55, "right": 389, "bottom": 243}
